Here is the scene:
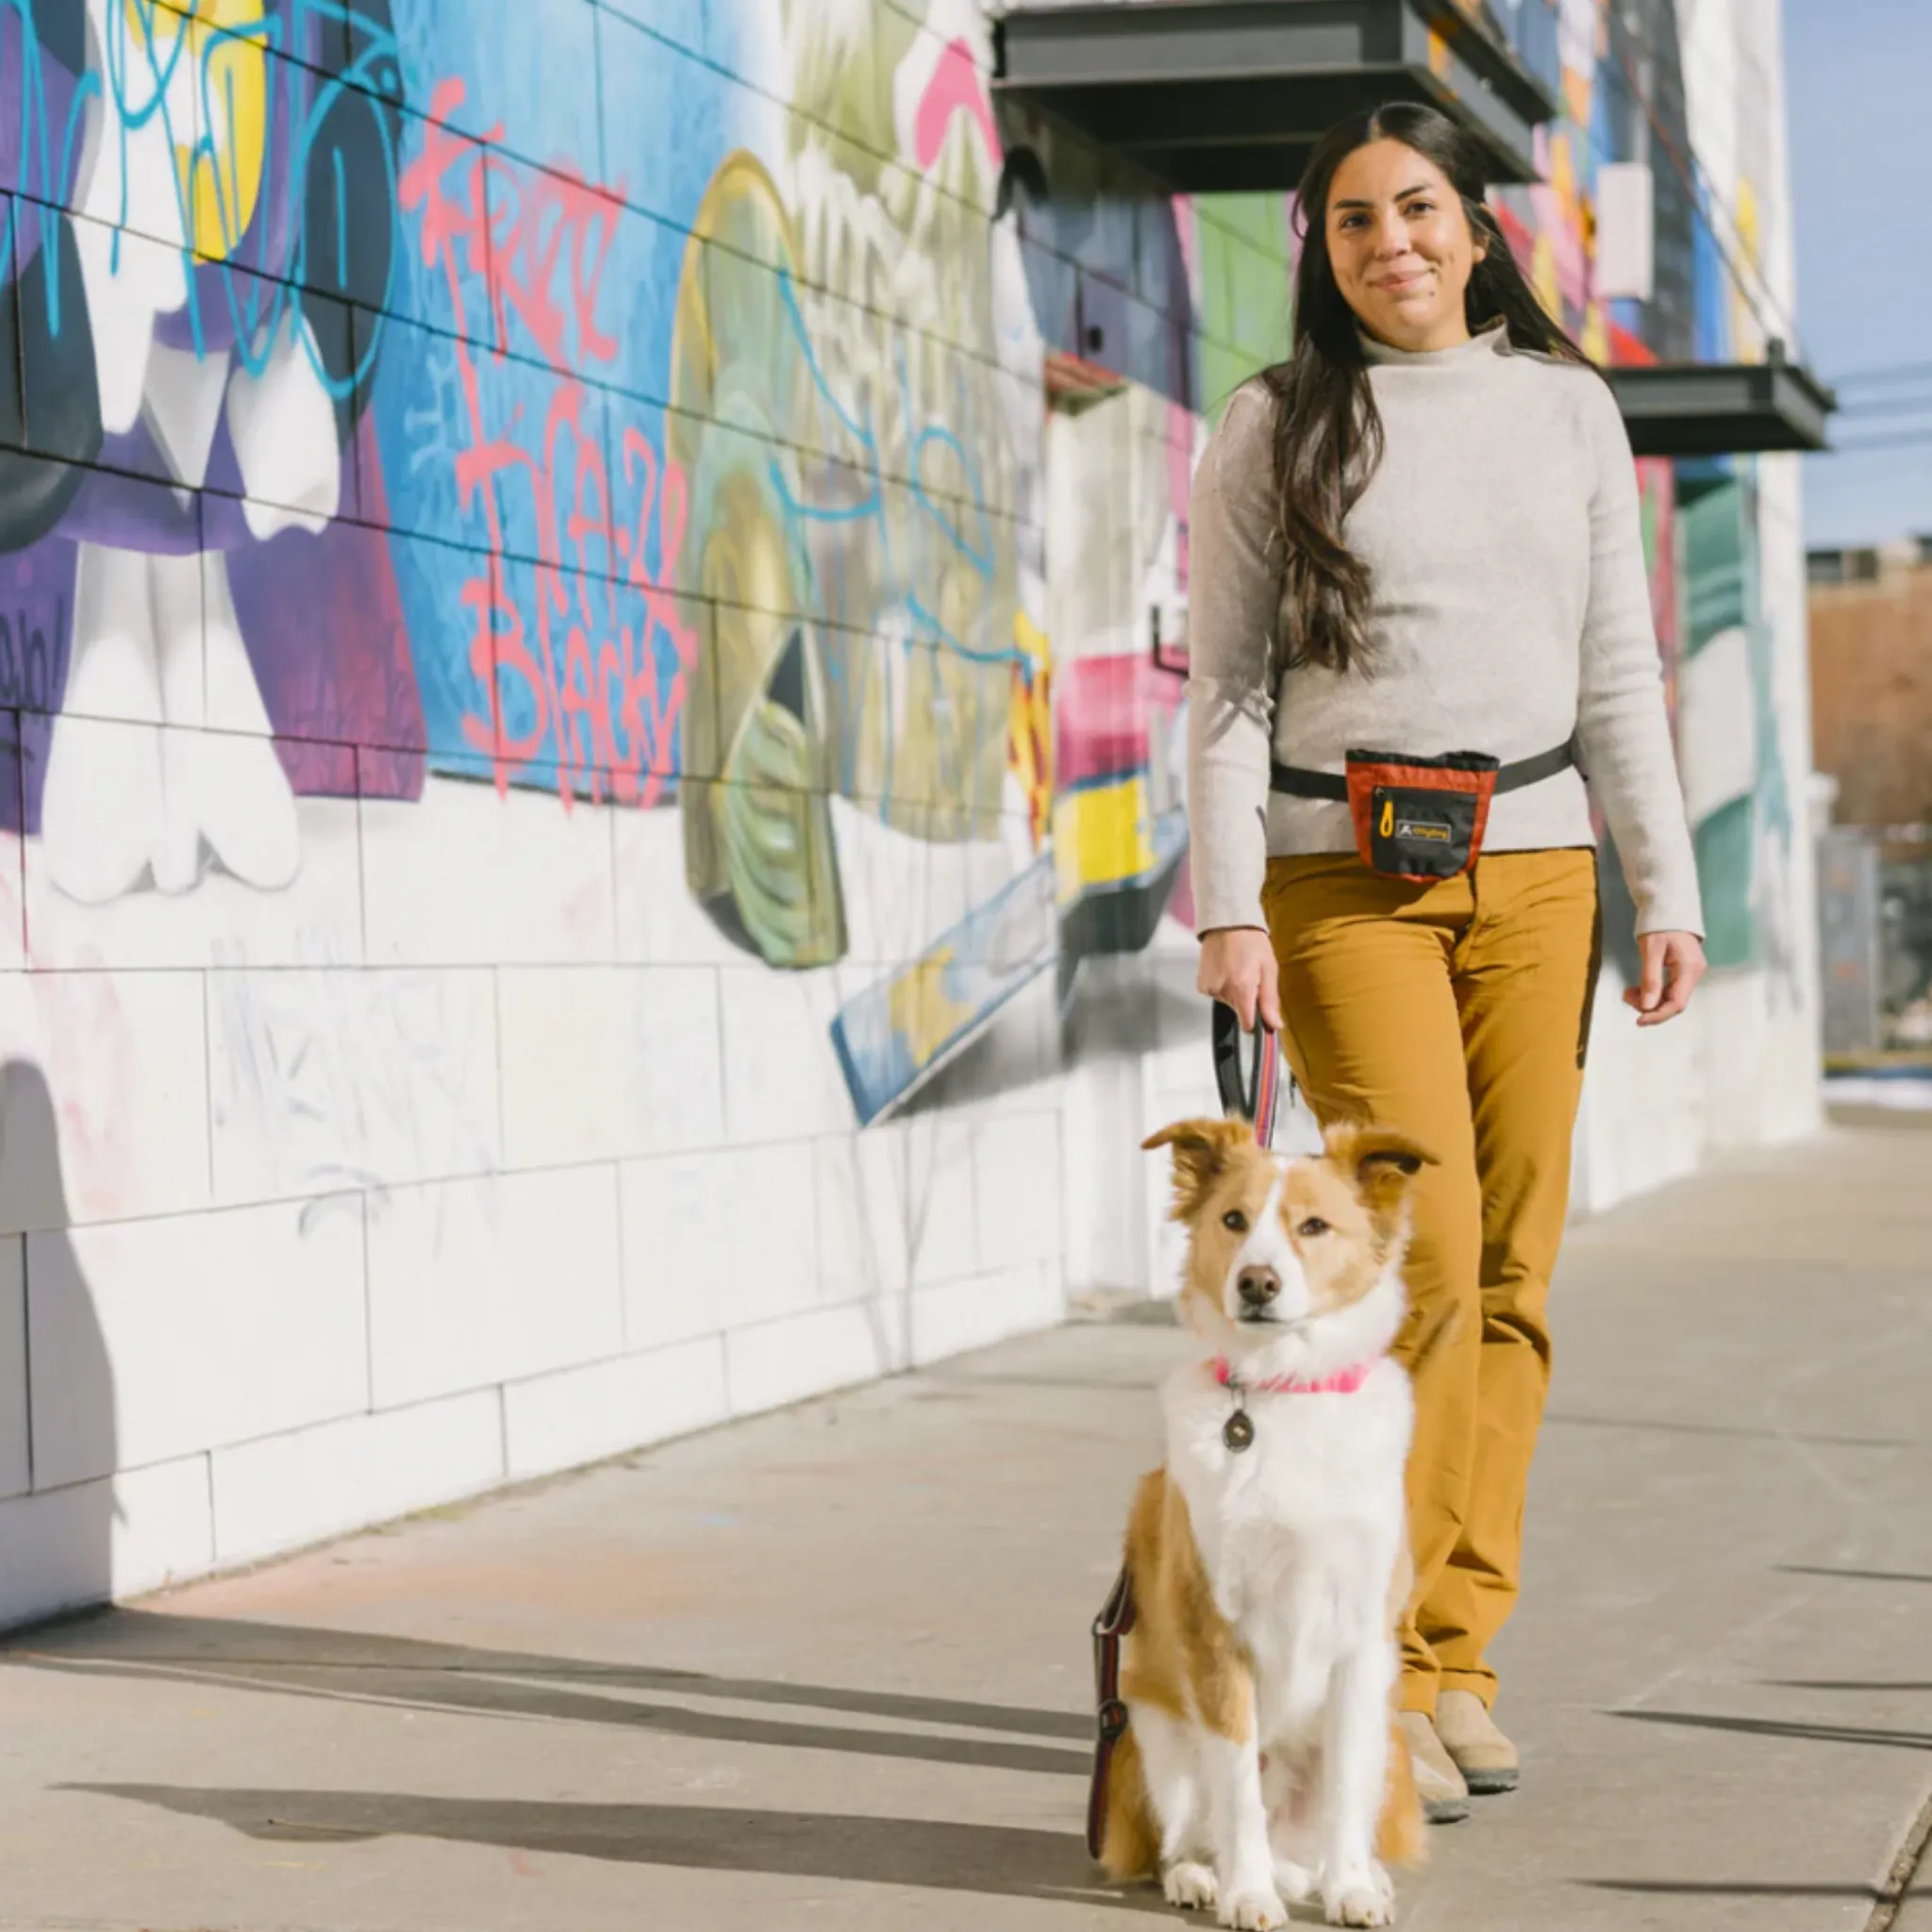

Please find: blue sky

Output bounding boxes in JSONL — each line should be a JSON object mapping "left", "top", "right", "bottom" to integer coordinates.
{"left": 1784, "top": 0, "right": 1932, "bottom": 547}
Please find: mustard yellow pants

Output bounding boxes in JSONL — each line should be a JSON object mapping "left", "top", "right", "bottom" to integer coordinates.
{"left": 1263, "top": 849, "right": 1601, "bottom": 1714}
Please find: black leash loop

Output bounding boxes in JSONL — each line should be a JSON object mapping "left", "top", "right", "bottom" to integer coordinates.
{"left": 1211, "top": 999, "right": 1282, "bottom": 1150}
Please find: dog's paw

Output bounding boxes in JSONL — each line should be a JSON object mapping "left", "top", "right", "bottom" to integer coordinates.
{"left": 1323, "top": 1862, "right": 1396, "bottom": 1927}
{"left": 1272, "top": 1857, "right": 1317, "bottom": 1904}
{"left": 1219, "top": 1888, "right": 1289, "bottom": 1931}
{"left": 1163, "top": 1861, "right": 1219, "bottom": 1910}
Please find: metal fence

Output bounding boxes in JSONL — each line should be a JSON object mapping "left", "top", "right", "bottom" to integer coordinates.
{"left": 1818, "top": 826, "right": 1932, "bottom": 1060}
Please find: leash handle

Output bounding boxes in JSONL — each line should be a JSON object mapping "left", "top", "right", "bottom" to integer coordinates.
{"left": 1211, "top": 1000, "right": 1282, "bottom": 1150}
{"left": 1086, "top": 1566, "right": 1137, "bottom": 1860}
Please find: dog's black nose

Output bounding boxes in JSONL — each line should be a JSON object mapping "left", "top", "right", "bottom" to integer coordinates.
{"left": 1238, "top": 1266, "right": 1280, "bottom": 1309}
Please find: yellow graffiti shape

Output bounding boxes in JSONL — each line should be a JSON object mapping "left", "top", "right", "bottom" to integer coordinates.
{"left": 1052, "top": 778, "right": 1157, "bottom": 903}
{"left": 890, "top": 948, "right": 971, "bottom": 1071}
{"left": 1580, "top": 301, "right": 1610, "bottom": 366}
{"left": 1547, "top": 131, "right": 1578, "bottom": 225}
{"left": 1731, "top": 176, "right": 1763, "bottom": 354}
{"left": 134, "top": 0, "right": 268, "bottom": 260}
{"left": 1735, "top": 178, "right": 1761, "bottom": 265}
{"left": 1006, "top": 610, "right": 1054, "bottom": 850}
{"left": 1531, "top": 232, "right": 1562, "bottom": 324}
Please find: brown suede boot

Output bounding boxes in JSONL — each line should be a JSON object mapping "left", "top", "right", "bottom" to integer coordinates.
{"left": 1396, "top": 1709, "right": 1471, "bottom": 1824}
{"left": 1434, "top": 1689, "right": 1520, "bottom": 1794}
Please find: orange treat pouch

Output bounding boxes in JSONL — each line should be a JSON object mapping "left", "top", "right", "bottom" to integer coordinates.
{"left": 1341, "top": 750, "right": 1500, "bottom": 882}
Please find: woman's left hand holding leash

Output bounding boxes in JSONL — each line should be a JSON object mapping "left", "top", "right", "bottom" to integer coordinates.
{"left": 1624, "top": 930, "right": 1707, "bottom": 1026}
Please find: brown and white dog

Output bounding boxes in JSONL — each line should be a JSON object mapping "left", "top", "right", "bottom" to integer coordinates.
{"left": 1098, "top": 1117, "right": 1435, "bottom": 1929}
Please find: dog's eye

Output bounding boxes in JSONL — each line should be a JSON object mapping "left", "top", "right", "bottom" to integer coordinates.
{"left": 1296, "top": 1217, "right": 1330, "bottom": 1239}
{"left": 1222, "top": 1209, "right": 1249, "bottom": 1233}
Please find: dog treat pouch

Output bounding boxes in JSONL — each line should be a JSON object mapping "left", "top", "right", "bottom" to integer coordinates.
{"left": 1270, "top": 738, "right": 1578, "bottom": 886}
{"left": 1341, "top": 749, "right": 1499, "bottom": 882}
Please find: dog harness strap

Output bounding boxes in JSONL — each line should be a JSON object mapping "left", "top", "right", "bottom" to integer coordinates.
{"left": 1085, "top": 1564, "right": 1137, "bottom": 1861}
{"left": 1268, "top": 734, "right": 1578, "bottom": 801}
{"left": 1210, "top": 1000, "right": 1283, "bottom": 1151}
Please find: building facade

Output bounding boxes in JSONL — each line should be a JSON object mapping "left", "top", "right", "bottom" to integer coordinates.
{"left": 0, "top": 0, "right": 1817, "bottom": 1625}
{"left": 1808, "top": 538, "right": 1932, "bottom": 832}
{"left": 1807, "top": 539, "right": 1932, "bottom": 1060}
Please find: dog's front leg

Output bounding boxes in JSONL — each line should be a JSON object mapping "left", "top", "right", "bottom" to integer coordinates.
{"left": 1194, "top": 1686, "right": 1285, "bottom": 1931}
{"left": 1320, "top": 1641, "right": 1398, "bottom": 1927}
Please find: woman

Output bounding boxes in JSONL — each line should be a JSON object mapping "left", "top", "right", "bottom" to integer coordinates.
{"left": 1187, "top": 103, "right": 1705, "bottom": 1820}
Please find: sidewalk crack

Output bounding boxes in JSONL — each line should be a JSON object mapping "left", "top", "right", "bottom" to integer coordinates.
{"left": 1867, "top": 1778, "right": 1932, "bottom": 1932}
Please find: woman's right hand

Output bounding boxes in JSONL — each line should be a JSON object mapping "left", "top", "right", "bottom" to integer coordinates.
{"left": 1196, "top": 925, "right": 1282, "bottom": 1033}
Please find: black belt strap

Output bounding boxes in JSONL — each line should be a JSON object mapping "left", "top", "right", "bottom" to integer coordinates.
{"left": 1269, "top": 735, "right": 1579, "bottom": 802}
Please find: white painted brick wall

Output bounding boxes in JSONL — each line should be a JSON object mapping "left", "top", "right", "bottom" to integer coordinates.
{"left": 906, "top": 1113, "right": 979, "bottom": 1289}
{"left": 28, "top": 1200, "right": 368, "bottom": 1486}
{"left": 366, "top": 1166, "right": 625, "bottom": 1409}
{"left": 718, "top": 967, "right": 854, "bottom": 1143}
{"left": 974, "top": 1110, "right": 1062, "bottom": 1272}
{"left": 614, "top": 798, "right": 744, "bottom": 967}
{"left": 0, "top": 834, "right": 25, "bottom": 976}
{"left": 25, "top": 787, "right": 364, "bottom": 973}
{"left": 497, "top": 963, "right": 724, "bottom": 1165}
{"left": 814, "top": 1125, "right": 911, "bottom": 1303}
{"left": 0, "top": 1455, "right": 214, "bottom": 1629}
{"left": 621, "top": 1139, "right": 820, "bottom": 1345}
{"left": 209, "top": 1392, "right": 506, "bottom": 1566}
{"left": 0, "top": 969, "right": 211, "bottom": 1232}
{"left": 360, "top": 779, "right": 619, "bottom": 968}
{"left": 909, "top": 1262, "right": 1065, "bottom": 1369}
{"left": 724, "top": 1301, "right": 904, "bottom": 1414}
{"left": 208, "top": 966, "right": 503, "bottom": 1204}
{"left": 503, "top": 1336, "right": 729, "bottom": 1481}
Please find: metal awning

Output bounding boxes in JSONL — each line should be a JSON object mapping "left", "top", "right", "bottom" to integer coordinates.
{"left": 991, "top": 0, "right": 1557, "bottom": 193}
{"left": 1607, "top": 351, "right": 1837, "bottom": 458}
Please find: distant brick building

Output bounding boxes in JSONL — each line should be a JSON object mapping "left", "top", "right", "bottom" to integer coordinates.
{"left": 1808, "top": 539, "right": 1932, "bottom": 829}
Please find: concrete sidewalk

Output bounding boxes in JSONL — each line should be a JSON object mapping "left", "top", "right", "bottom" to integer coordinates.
{"left": 3, "top": 1122, "right": 1930, "bottom": 1932}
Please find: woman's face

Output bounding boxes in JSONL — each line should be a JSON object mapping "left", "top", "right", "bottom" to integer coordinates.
{"left": 1324, "top": 140, "right": 1487, "bottom": 354}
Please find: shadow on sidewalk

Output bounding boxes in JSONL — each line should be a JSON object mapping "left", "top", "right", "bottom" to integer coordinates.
{"left": 8, "top": 1610, "right": 1091, "bottom": 1777}
{"left": 1612, "top": 1707, "right": 1932, "bottom": 1751}
{"left": 1585, "top": 1880, "right": 1887, "bottom": 1901}
{"left": 1776, "top": 1563, "right": 1932, "bottom": 1585}
{"left": 1542, "top": 1412, "right": 1907, "bottom": 1450}
{"left": 66, "top": 1783, "right": 1170, "bottom": 1912}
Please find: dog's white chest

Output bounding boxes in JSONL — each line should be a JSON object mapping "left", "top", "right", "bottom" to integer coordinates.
{"left": 1166, "top": 1363, "right": 1411, "bottom": 1736}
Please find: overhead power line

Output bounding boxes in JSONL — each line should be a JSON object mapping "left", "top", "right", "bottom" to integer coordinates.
{"left": 1837, "top": 393, "right": 1932, "bottom": 420}
{"left": 1826, "top": 428, "right": 1932, "bottom": 456}
{"left": 1830, "top": 359, "right": 1932, "bottom": 390}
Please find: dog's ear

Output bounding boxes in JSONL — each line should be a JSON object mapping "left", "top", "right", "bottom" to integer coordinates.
{"left": 1324, "top": 1124, "right": 1436, "bottom": 1222}
{"left": 1142, "top": 1116, "right": 1253, "bottom": 1218}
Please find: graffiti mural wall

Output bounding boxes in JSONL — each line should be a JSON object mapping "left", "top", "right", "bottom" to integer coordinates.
{"left": 0, "top": 0, "right": 1812, "bottom": 1622}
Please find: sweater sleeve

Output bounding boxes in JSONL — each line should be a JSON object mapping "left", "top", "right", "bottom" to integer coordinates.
{"left": 1185, "top": 384, "right": 1281, "bottom": 935}
{"left": 1575, "top": 377, "right": 1706, "bottom": 938}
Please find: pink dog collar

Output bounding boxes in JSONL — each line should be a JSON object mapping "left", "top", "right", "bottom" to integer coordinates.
{"left": 1213, "top": 1357, "right": 1374, "bottom": 1396}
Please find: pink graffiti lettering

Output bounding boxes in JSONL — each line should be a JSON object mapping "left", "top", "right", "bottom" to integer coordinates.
{"left": 398, "top": 76, "right": 693, "bottom": 808}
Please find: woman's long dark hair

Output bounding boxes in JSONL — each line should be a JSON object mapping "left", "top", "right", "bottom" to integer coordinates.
{"left": 1262, "top": 103, "right": 1594, "bottom": 674}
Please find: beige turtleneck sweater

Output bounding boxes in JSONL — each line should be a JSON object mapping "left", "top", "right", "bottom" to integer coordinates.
{"left": 1185, "top": 321, "right": 1704, "bottom": 940}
